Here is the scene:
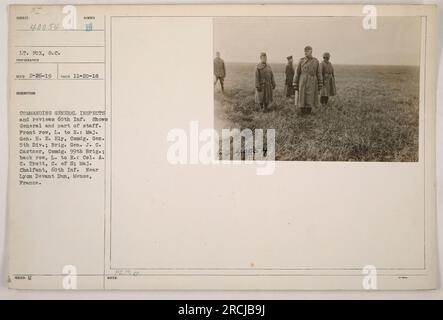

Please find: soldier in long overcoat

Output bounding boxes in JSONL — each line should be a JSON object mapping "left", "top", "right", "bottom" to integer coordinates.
{"left": 319, "top": 52, "right": 336, "bottom": 106}
{"left": 255, "top": 52, "right": 276, "bottom": 111}
{"left": 285, "top": 56, "right": 295, "bottom": 98}
{"left": 293, "top": 46, "right": 323, "bottom": 114}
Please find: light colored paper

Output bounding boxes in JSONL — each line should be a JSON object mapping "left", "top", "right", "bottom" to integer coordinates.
{"left": 7, "top": 4, "right": 437, "bottom": 290}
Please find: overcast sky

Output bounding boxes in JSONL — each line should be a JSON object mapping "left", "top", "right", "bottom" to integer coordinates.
{"left": 213, "top": 16, "right": 421, "bottom": 66}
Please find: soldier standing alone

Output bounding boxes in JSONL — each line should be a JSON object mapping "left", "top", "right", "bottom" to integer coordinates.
{"left": 214, "top": 51, "right": 226, "bottom": 93}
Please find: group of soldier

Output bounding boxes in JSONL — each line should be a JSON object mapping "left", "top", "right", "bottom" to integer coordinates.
{"left": 213, "top": 46, "right": 336, "bottom": 114}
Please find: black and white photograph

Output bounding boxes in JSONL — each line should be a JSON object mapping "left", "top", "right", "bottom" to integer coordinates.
{"left": 214, "top": 17, "right": 421, "bottom": 161}
{"left": 2, "top": 3, "right": 440, "bottom": 297}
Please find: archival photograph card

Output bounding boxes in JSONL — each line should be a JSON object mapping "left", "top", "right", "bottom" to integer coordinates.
{"left": 7, "top": 4, "right": 437, "bottom": 290}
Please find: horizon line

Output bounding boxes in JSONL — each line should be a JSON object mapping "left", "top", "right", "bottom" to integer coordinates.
{"left": 222, "top": 61, "right": 420, "bottom": 67}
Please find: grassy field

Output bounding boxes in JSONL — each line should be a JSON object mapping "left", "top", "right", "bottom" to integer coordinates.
{"left": 214, "top": 63, "right": 419, "bottom": 161}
